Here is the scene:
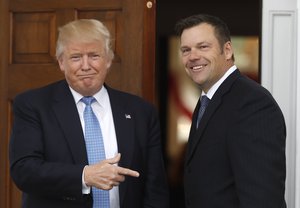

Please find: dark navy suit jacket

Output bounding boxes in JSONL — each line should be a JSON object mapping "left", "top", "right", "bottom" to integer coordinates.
{"left": 184, "top": 70, "right": 286, "bottom": 208}
{"left": 9, "top": 80, "right": 169, "bottom": 208}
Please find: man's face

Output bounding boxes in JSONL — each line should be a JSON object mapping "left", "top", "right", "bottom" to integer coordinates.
{"left": 58, "top": 40, "right": 112, "bottom": 96}
{"left": 180, "top": 23, "right": 233, "bottom": 93}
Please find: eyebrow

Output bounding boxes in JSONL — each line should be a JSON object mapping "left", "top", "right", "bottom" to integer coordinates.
{"left": 180, "top": 41, "right": 211, "bottom": 48}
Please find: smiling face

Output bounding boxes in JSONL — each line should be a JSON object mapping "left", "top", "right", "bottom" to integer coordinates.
{"left": 180, "top": 23, "right": 234, "bottom": 93}
{"left": 58, "top": 40, "right": 112, "bottom": 96}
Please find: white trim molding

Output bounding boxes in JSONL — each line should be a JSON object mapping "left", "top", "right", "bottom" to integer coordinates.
{"left": 296, "top": 2, "right": 300, "bottom": 207}
{"left": 262, "top": 1, "right": 298, "bottom": 207}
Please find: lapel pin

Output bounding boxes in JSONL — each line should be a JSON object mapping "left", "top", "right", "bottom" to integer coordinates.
{"left": 125, "top": 114, "right": 131, "bottom": 119}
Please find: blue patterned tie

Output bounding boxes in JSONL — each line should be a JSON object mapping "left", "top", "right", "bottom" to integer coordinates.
{"left": 81, "top": 96, "right": 110, "bottom": 208}
{"left": 196, "top": 95, "right": 210, "bottom": 129}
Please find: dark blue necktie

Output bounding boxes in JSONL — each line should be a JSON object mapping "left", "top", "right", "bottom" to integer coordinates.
{"left": 196, "top": 95, "right": 210, "bottom": 129}
{"left": 81, "top": 96, "right": 110, "bottom": 208}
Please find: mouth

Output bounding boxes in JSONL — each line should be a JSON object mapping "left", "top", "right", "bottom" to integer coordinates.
{"left": 189, "top": 64, "right": 207, "bottom": 71}
{"left": 78, "top": 74, "right": 96, "bottom": 79}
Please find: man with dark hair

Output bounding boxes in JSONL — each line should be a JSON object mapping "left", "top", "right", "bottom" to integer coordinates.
{"left": 175, "top": 14, "right": 286, "bottom": 208}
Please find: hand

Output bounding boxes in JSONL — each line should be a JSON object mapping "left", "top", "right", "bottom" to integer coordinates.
{"left": 83, "top": 153, "right": 139, "bottom": 190}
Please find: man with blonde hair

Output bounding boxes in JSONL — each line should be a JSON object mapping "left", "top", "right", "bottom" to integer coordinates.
{"left": 9, "top": 19, "right": 169, "bottom": 208}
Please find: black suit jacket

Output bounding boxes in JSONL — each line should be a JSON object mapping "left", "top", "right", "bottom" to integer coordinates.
{"left": 184, "top": 70, "right": 286, "bottom": 208}
{"left": 9, "top": 80, "right": 169, "bottom": 208}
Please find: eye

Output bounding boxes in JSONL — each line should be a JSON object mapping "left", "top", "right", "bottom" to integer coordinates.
{"left": 70, "top": 55, "right": 81, "bottom": 62}
{"left": 88, "top": 53, "right": 102, "bottom": 60}
{"left": 196, "top": 43, "right": 211, "bottom": 51}
{"left": 92, "top": 54, "right": 100, "bottom": 60}
{"left": 198, "top": 45, "right": 208, "bottom": 49}
{"left": 180, "top": 48, "right": 190, "bottom": 56}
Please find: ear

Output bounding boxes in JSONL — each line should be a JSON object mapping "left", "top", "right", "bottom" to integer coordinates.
{"left": 224, "top": 41, "right": 234, "bottom": 60}
{"left": 106, "top": 59, "right": 112, "bottom": 69}
{"left": 57, "top": 57, "right": 65, "bottom": 72}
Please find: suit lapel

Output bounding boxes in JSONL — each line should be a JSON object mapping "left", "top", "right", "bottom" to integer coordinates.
{"left": 52, "top": 81, "right": 88, "bottom": 165}
{"left": 186, "top": 70, "right": 241, "bottom": 165}
{"left": 186, "top": 94, "right": 222, "bottom": 165}
{"left": 106, "top": 87, "right": 135, "bottom": 205}
{"left": 189, "top": 98, "right": 201, "bottom": 137}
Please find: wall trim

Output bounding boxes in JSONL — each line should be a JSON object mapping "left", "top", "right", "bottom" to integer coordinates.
{"left": 261, "top": 6, "right": 297, "bottom": 207}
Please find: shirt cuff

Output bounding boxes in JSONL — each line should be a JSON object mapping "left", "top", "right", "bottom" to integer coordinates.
{"left": 82, "top": 165, "right": 91, "bottom": 194}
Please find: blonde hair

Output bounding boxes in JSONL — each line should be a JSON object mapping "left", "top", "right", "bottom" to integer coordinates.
{"left": 56, "top": 19, "right": 114, "bottom": 61}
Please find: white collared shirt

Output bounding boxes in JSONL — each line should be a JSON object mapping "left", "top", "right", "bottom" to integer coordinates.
{"left": 69, "top": 86, "right": 119, "bottom": 208}
{"left": 202, "top": 65, "right": 237, "bottom": 99}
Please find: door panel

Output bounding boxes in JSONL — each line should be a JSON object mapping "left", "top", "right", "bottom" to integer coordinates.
{"left": 12, "top": 12, "right": 56, "bottom": 64}
{"left": 0, "top": 0, "right": 156, "bottom": 207}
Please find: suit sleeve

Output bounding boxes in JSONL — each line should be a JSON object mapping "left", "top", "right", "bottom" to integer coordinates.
{"left": 142, "top": 105, "right": 170, "bottom": 208}
{"left": 228, "top": 91, "right": 286, "bottom": 208}
{"left": 9, "top": 94, "right": 85, "bottom": 199}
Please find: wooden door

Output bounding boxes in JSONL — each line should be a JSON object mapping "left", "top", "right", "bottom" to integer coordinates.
{"left": 0, "top": 0, "right": 156, "bottom": 207}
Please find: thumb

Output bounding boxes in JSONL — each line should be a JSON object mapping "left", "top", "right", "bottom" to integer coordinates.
{"left": 107, "top": 153, "right": 121, "bottom": 164}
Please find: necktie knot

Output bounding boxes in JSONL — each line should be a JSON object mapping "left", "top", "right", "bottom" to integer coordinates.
{"left": 201, "top": 95, "right": 210, "bottom": 108}
{"left": 81, "top": 96, "right": 96, "bottom": 106}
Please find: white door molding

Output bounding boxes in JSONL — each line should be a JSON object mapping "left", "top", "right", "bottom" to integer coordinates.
{"left": 261, "top": 0, "right": 298, "bottom": 207}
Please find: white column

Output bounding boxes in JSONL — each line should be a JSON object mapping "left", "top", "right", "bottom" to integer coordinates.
{"left": 296, "top": 2, "right": 300, "bottom": 207}
{"left": 261, "top": 0, "right": 298, "bottom": 207}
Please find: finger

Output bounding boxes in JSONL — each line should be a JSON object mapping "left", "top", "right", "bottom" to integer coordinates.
{"left": 109, "top": 179, "right": 121, "bottom": 187}
{"left": 118, "top": 167, "right": 140, "bottom": 177}
{"left": 113, "top": 174, "right": 125, "bottom": 183}
{"left": 101, "top": 183, "right": 114, "bottom": 190}
{"left": 113, "top": 182, "right": 120, "bottom": 186}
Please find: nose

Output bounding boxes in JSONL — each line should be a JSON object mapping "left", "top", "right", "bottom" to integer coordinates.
{"left": 81, "top": 55, "right": 90, "bottom": 71}
{"left": 188, "top": 48, "right": 200, "bottom": 60}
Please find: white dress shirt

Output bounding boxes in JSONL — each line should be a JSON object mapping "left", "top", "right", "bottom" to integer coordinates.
{"left": 69, "top": 86, "right": 120, "bottom": 208}
{"left": 202, "top": 65, "right": 237, "bottom": 99}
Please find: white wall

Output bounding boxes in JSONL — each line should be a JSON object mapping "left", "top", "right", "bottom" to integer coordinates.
{"left": 261, "top": 0, "right": 299, "bottom": 207}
